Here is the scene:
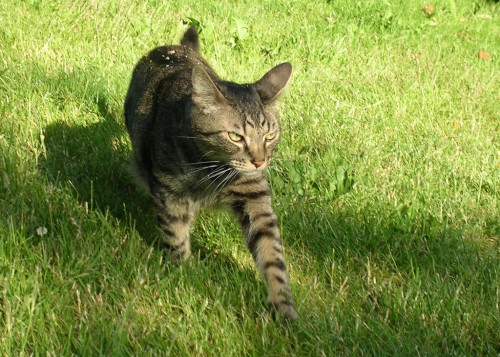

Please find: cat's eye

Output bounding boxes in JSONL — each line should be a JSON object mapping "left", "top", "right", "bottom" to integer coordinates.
{"left": 228, "top": 132, "right": 243, "bottom": 142}
{"left": 265, "top": 131, "right": 277, "bottom": 141}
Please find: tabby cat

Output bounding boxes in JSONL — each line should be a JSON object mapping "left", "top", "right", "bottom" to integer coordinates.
{"left": 124, "top": 26, "right": 297, "bottom": 320}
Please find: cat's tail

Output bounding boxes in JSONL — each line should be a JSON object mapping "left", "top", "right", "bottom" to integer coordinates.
{"left": 181, "top": 25, "right": 200, "bottom": 52}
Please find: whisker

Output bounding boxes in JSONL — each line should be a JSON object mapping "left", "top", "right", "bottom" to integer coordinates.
{"left": 213, "top": 169, "right": 238, "bottom": 196}
{"left": 193, "top": 166, "right": 229, "bottom": 189}
{"left": 177, "top": 136, "right": 201, "bottom": 139}
{"left": 184, "top": 164, "right": 221, "bottom": 175}
{"left": 197, "top": 151, "right": 215, "bottom": 162}
{"left": 213, "top": 170, "right": 233, "bottom": 195}
{"left": 202, "top": 167, "right": 233, "bottom": 193}
{"left": 181, "top": 161, "right": 220, "bottom": 166}
{"left": 179, "top": 151, "right": 217, "bottom": 166}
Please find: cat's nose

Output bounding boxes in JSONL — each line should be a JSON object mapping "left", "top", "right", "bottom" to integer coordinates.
{"left": 252, "top": 160, "right": 265, "bottom": 168}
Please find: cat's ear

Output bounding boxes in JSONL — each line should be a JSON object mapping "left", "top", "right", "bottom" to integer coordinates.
{"left": 254, "top": 62, "right": 292, "bottom": 104}
{"left": 192, "top": 66, "right": 227, "bottom": 114}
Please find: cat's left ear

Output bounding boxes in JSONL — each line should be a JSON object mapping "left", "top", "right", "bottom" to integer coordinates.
{"left": 192, "top": 65, "right": 228, "bottom": 114}
{"left": 254, "top": 62, "right": 292, "bottom": 104}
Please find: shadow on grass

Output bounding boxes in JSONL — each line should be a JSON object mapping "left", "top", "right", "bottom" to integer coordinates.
{"left": 280, "top": 200, "right": 499, "bottom": 351}
{"left": 42, "top": 101, "right": 144, "bottom": 221}
{"left": 37, "top": 65, "right": 270, "bottom": 316}
{"left": 285, "top": 201, "right": 498, "bottom": 285}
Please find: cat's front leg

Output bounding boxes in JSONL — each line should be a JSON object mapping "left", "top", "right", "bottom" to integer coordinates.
{"left": 152, "top": 188, "right": 196, "bottom": 262}
{"left": 230, "top": 191, "right": 298, "bottom": 320}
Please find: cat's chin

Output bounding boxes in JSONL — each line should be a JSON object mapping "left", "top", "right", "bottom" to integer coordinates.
{"left": 237, "top": 168, "right": 266, "bottom": 175}
{"left": 230, "top": 163, "right": 268, "bottom": 173}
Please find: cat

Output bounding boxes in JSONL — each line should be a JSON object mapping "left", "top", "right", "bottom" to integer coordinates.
{"left": 124, "top": 26, "right": 297, "bottom": 320}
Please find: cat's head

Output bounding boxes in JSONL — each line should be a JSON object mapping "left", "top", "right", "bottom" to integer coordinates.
{"left": 190, "top": 62, "right": 292, "bottom": 173}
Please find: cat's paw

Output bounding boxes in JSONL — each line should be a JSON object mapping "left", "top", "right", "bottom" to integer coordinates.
{"left": 170, "top": 249, "right": 191, "bottom": 264}
{"left": 162, "top": 241, "right": 191, "bottom": 264}
{"left": 269, "top": 301, "right": 298, "bottom": 321}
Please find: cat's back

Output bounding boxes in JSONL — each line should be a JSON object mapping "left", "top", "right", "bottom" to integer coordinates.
{"left": 136, "top": 44, "right": 198, "bottom": 81}
{"left": 124, "top": 27, "right": 215, "bottom": 130}
{"left": 125, "top": 44, "right": 197, "bottom": 113}
{"left": 124, "top": 28, "right": 217, "bottom": 149}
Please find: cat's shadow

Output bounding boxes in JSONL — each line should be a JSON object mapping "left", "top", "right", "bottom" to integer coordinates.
{"left": 40, "top": 79, "right": 205, "bottom": 249}
{"left": 39, "top": 67, "right": 271, "bottom": 319}
{"left": 42, "top": 95, "right": 147, "bottom": 225}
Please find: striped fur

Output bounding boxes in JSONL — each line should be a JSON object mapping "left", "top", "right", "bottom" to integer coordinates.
{"left": 124, "top": 26, "right": 297, "bottom": 320}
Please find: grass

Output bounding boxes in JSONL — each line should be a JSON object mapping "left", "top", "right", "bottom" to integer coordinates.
{"left": 1, "top": 0, "right": 499, "bottom": 355}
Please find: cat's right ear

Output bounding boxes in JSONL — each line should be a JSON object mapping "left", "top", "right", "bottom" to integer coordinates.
{"left": 254, "top": 62, "right": 292, "bottom": 104}
{"left": 192, "top": 66, "right": 227, "bottom": 114}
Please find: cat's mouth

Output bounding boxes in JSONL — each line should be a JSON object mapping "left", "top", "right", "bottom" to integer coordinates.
{"left": 231, "top": 162, "right": 268, "bottom": 173}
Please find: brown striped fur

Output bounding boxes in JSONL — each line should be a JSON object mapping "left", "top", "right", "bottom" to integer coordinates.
{"left": 124, "top": 26, "right": 297, "bottom": 320}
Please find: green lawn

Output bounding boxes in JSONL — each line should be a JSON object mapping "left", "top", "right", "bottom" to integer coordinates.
{"left": 1, "top": 0, "right": 499, "bottom": 355}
